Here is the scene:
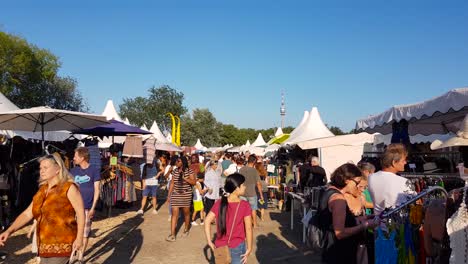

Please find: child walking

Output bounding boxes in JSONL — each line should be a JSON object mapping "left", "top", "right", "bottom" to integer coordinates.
{"left": 191, "top": 175, "right": 208, "bottom": 226}
{"left": 204, "top": 173, "right": 253, "bottom": 264}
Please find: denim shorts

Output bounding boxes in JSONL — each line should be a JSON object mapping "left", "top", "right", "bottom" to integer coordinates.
{"left": 142, "top": 185, "right": 158, "bottom": 197}
{"left": 229, "top": 241, "right": 246, "bottom": 264}
{"left": 241, "top": 196, "right": 257, "bottom": 210}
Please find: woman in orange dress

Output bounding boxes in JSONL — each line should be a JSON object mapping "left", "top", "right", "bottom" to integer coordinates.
{"left": 0, "top": 154, "right": 85, "bottom": 264}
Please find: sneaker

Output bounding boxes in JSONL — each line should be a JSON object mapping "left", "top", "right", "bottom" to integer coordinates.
{"left": 191, "top": 221, "right": 198, "bottom": 226}
{"left": 136, "top": 209, "right": 143, "bottom": 215}
{"left": 152, "top": 210, "right": 158, "bottom": 215}
{"left": 200, "top": 221, "right": 204, "bottom": 225}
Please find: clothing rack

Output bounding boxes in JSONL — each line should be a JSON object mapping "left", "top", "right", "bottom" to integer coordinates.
{"left": 381, "top": 186, "right": 448, "bottom": 219}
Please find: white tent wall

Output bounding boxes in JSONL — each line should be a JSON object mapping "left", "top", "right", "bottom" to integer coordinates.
{"left": 320, "top": 145, "right": 366, "bottom": 181}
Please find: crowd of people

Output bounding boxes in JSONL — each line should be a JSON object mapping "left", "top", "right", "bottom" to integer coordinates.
{"left": 0, "top": 142, "right": 464, "bottom": 264}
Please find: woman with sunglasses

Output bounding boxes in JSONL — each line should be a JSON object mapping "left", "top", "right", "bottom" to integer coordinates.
{"left": 166, "top": 155, "right": 196, "bottom": 242}
{"left": 0, "top": 154, "right": 85, "bottom": 264}
{"left": 319, "top": 163, "right": 379, "bottom": 264}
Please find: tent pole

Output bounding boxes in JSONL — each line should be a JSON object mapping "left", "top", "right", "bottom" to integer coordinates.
{"left": 41, "top": 114, "right": 45, "bottom": 154}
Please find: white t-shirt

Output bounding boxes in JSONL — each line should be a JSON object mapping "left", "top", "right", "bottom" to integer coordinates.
{"left": 193, "top": 182, "right": 205, "bottom": 201}
{"left": 368, "top": 170, "right": 415, "bottom": 216}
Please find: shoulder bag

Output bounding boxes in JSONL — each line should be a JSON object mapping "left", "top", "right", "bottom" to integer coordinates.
{"left": 214, "top": 202, "right": 241, "bottom": 264}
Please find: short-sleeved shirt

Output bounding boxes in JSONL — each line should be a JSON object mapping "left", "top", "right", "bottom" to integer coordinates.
{"left": 211, "top": 200, "right": 252, "bottom": 248}
{"left": 70, "top": 166, "right": 100, "bottom": 209}
{"left": 239, "top": 166, "right": 260, "bottom": 197}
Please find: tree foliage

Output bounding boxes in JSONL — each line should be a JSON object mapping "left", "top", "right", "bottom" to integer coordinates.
{"left": 119, "top": 85, "right": 187, "bottom": 130}
{"left": 181, "top": 108, "right": 222, "bottom": 146}
{"left": 328, "top": 125, "right": 347, "bottom": 135}
{"left": 0, "top": 31, "right": 87, "bottom": 111}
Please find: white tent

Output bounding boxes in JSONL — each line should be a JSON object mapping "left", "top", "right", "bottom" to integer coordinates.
{"left": 99, "top": 99, "right": 125, "bottom": 148}
{"left": 274, "top": 127, "right": 284, "bottom": 137}
{"left": 356, "top": 88, "right": 468, "bottom": 135}
{"left": 296, "top": 133, "right": 377, "bottom": 179}
{"left": 194, "top": 139, "right": 207, "bottom": 151}
{"left": 286, "top": 107, "right": 334, "bottom": 144}
{"left": 124, "top": 117, "right": 130, "bottom": 125}
{"left": 252, "top": 133, "right": 267, "bottom": 147}
{"left": 102, "top": 100, "right": 122, "bottom": 121}
{"left": 149, "top": 121, "right": 171, "bottom": 144}
{"left": 288, "top": 110, "right": 309, "bottom": 140}
{"left": 245, "top": 140, "right": 251, "bottom": 147}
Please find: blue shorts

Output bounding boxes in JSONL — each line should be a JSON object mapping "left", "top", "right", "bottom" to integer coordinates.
{"left": 241, "top": 196, "right": 258, "bottom": 210}
{"left": 143, "top": 185, "right": 158, "bottom": 197}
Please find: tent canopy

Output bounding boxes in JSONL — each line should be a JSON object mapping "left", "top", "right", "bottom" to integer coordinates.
{"left": 252, "top": 133, "right": 267, "bottom": 147}
{"left": 268, "top": 134, "right": 290, "bottom": 145}
{"left": 102, "top": 100, "right": 122, "bottom": 121}
{"left": 285, "top": 107, "right": 334, "bottom": 144}
{"left": 274, "top": 127, "right": 284, "bottom": 137}
{"left": 73, "top": 119, "right": 151, "bottom": 137}
{"left": 288, "top": 110, "right": 309, "bottom": 140}
{"left": 356, "top": 88, "right": 468, "bottom": 136}
{"left": 297, "top": 133, "right": 376, "bottom": 150}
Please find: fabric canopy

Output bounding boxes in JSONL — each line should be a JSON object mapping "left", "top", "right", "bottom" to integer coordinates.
{"left": 285, "top": 107, "right": 334, "bottom": 144}
{"left": 355, "top": 88, "right": 468, "bottom": 136}
{"left": 297, "top": 133, "right": 376, "bottom": 150}
{"left": 288, "top": 110, "right": 309, "bottom": 140}
{"left": 274, "top": 127, "right": 284, "bottom": 137}
{"left": 268, "top": 134, "right": 290, "bottom": 145}
{"left": 252, "top": 133, "right": 267, "bottom": 147}
{"left": 73, "top": 119, "right": 151, "bottom": 137}
{"left": 102, "top": 100, "right": 122, "bottom": 121}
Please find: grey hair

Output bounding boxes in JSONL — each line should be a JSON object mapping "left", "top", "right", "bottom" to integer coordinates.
{"left": 358, "top": 162, "right": 376, "bottom": 173}
{"left": 311, "top": 156, "right": 320, "bottom": 164}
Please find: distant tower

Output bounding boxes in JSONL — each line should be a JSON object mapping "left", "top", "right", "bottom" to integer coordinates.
{"left": 280, "top": 91, "right": 286, "bottom": 128}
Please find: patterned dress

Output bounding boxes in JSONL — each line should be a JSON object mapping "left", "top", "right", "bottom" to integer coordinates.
{"left": 170, "top": 167, "right": 194, "bottom": 207}
{"left": 32, "top": 182, "right": 77, "bottom": 258}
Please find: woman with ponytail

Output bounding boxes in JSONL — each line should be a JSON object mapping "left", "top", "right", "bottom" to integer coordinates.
{"left": 204, "top": 173, "right": 253, "bottom": 264}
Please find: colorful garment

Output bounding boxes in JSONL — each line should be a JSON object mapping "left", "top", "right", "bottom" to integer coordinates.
{"left": 375, "top": 227, "right": 398, "bottom": 264}
{"left": 32, "top": 182, "right": 77, "bottom": 258}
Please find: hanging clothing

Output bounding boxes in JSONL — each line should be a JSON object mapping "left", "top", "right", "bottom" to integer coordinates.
{"left": 87, "top": 145, "right": 102, "bottom": 169}
{"left": 143, "top": 137, "right": 156, "bottom": 164}
{"left": 446, "top": 188, "right": 468, "bottom": 264}
{"left": 375, "top": 228, "right": 398, "bottom": 264}
{"left": 122, "top": 136, "right": 143, "bottom": 158}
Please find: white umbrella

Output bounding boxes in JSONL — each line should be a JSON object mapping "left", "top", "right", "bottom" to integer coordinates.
{"left": 0, "top": 106, "right": 108, "bottom": 149}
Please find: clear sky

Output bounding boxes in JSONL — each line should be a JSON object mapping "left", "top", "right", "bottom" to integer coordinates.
{"left": 2, "top": 1, "right": 468, "bottom": 131}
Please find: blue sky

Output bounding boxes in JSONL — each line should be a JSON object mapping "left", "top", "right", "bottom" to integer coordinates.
{"left": 2, "top": 1, "right": 468, "bottom": 131}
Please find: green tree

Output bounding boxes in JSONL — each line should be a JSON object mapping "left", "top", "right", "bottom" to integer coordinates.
{"left": 0, "top": 31, "right": 86, "bottom": 111}
{"left": 180, "top": 108, "right": 222, "bottom": 147}
{"left": 119, "top": 85, "right": 187, "bottom": 129}
{"left": 328, "top": 125, "right": 347, "bottom": 135}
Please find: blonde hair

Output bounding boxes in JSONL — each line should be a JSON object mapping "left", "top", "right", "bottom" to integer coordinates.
{"left": 38, "top": 153, "right": 74, "bottom": 186}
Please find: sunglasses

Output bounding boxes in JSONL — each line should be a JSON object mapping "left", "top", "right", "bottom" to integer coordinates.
{"left": 350, "top": 178, "right": 361, "bottom": 186}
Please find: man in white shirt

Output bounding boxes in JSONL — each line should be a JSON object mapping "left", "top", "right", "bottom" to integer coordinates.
{"left": 368, "top": 143, "right": 415, "bottom": 216}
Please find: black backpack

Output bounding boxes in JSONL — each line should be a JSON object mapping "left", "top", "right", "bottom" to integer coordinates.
{"left": 306, "top": 188, "right": 339, "bottom": 252}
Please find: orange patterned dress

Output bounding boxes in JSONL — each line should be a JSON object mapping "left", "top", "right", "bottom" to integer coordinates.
{"left": 32, "top": 181, "right": 77, "bottom": 257}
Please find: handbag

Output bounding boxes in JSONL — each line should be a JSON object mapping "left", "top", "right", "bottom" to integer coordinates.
{"left": 214, "top": 202, "right": 241, "bottom": 264}
{"left": 307, "top": 189, "right": 338, "bottom": 252}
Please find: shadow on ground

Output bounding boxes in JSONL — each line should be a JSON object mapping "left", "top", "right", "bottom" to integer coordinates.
{"left": 0, "top": 233, "right": 35, "bottom": 263}
{"left": 86, "top": 215, "right": 144, "bottom": 264}
{"left": 259, "top": 211, "right": 321, "bottom": 264}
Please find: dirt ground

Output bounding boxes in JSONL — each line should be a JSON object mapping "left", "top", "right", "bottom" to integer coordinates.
{"left": 1, "top": 200, "right": 321, "bottom": 264}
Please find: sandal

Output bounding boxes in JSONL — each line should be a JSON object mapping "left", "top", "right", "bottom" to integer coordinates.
{"left": 181, "top": 229, "right": 189, "bottom": 238}
{"left": 165, "top": 235, "right": 176, "bottom": 242}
